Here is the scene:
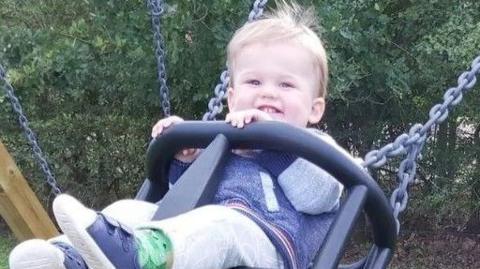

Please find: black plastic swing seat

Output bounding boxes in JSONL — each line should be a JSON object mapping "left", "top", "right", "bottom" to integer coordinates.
{"left": 135, "top": 121, "right": 397, "bottom": 269}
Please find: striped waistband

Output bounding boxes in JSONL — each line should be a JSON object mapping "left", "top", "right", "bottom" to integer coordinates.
{"left": 225, "top": 199, "right": 299, "bottom": 269}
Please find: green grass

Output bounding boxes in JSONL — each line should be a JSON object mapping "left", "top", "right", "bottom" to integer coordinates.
{"left": 0, "top": 233, "right": 15, "bottom": 269}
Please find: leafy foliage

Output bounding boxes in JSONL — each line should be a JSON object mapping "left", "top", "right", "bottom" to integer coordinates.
{"left": 1, "top": 0, "right": 479, "bottom": 231}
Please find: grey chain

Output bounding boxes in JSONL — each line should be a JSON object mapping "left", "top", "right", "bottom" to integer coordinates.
{"left": 202, "top": 0, "right": 268, "bottom": 121}
{"left": 248, "top": 0, "right": 269, "bottom": 21}
{"left": 147, "top": 0, "right": 171, "bottom": 117}
{"left": 362, "top": 55, "right": 480, "bottom": 233}
{"left": 2, "top": 0, "right": 479, "bottom": 236}
{"left": 0, "top": 64, "right": 62, "bottom": 195}
{"left": 149, "top": 0, "right": 479, "bottom": 234}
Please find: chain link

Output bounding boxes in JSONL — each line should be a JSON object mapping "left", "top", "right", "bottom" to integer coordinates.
{"left": 203, "top": 0, "right": 269, "bottom": 121}
{"left": 0, "top": 64, "right": 62, "bottom": 195}
{"left": 147, "top": 0, "right": 171, "bottom": 117}
{"left": 363, "top": 55, "right": 480, "bottom": 233}
{"left": 363, "top": 56, "right": 480, "bottom": 169}
{"left": 0, "top": 0, "right": 269, "bottom": 194}
{"left": 3, "top": 0, "right": 480, "bottom": 237}
{"left": 202, "top": 71, "right": 229, "bottom": 121}
{"left": 248, "top": 0, "right": 269, "bottom": 21}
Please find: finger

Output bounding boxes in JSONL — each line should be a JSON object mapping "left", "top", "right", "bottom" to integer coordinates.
{"left": 182, "top": 148, "right": 196, "bottom": 156}
{"left": 170, "top": 115, "right": 184, "bottom": 123}
{"left": 237, "top": 119, "right": 245, "bottom": 128}
{"left": 162, "top": 116, "right": 183, "bottom": 130}
{"left": 252, "top": 110, "right": 263, "bottom": 121}
{"left": 151, "top": 125, "right": 163, "bottom": 138}
{"left": 245, "top": 113, "right": 254, "bottom": 124}
{"left": 231, "top": 118, "right": 238, "bottom": 127}
{"left": 229, "top": 116, "right": 238, "bottom": 127}
{"left": 186, "top": 148, "right": 196, "bottom": 155}
{"left": 163, "top": 120, "right": 173, "bottom": 128}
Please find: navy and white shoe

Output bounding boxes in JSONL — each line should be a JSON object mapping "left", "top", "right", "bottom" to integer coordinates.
{"left": 53, "top": 194, "right": 141, "bottom": 269}
{"left": 9, "top": 239, "right": 88, "bottom": 269}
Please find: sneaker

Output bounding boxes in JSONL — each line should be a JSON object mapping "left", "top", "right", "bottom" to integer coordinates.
{"left": 9, "top": 239, "right": 88, "bottom": 269}
{"left": 53, "top": 194, "right": 172, "bottom": 269}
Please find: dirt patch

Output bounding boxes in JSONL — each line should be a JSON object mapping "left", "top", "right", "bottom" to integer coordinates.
{"left": 342, "top": 231, "right": 480, "bottom": 269}
{"left": 391, "top": 232, "right": 480, "bottom": 269}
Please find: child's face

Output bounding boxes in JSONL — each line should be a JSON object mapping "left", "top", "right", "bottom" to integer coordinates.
{"left": 227, "top": 41, "right": 325, "bottom": 128}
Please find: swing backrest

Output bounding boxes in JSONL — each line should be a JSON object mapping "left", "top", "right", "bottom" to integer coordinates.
{"left": 135, "top": 121, "right": 397, "bottom": 269}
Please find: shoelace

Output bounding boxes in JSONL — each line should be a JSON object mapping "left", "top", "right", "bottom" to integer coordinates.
{"left": 98, "top": 213, "right": 135, "bottom": 253}
{"left": 53, "top": 242, "right": 88, "bottom": 268}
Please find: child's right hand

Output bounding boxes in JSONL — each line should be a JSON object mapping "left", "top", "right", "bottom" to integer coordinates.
{"left": 151, "top": 116, "right": 199, "bottom": 162}
{"left": 151, "top": 115, "right": 184, "bottom": 138}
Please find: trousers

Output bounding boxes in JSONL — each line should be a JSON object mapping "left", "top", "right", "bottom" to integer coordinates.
{"left": 139, "top": 205, "right": 284, "bottom": 269}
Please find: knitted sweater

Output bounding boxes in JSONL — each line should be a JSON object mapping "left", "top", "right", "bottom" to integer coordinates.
{"left": 167, "top": 133, "right": 344, "bottom": 269}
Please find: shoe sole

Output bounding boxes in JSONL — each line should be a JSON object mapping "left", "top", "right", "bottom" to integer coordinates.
{"left": 9, "top": 239, "right": 66, "bottom": 269}
{"left": 53, "top": 194, "right": 116, "bottom": 269}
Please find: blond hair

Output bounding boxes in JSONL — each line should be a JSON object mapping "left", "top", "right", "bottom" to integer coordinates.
{"left": 227, "top": 0, "right": 328, "bottom": 97}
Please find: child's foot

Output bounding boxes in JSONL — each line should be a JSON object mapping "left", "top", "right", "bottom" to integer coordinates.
{"left": 53, "top": 194, "right": 173, "bottom": 269}
{"left": 9, "top": 239, "right": 88, "bottom": 269}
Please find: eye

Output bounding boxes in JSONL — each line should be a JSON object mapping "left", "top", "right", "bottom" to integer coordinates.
{"left": 280, "top": 82, "right": 295, "bottom": 88}
{"left": 246, "top": 79, "right": 261, "bottom": 86}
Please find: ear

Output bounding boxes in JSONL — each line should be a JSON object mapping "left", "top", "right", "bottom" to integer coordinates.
{"left": 227, "top": 87, "right": 235, "bottom": 112}
{"left": 308, "top": 97, "right": 325, "bottom": 124}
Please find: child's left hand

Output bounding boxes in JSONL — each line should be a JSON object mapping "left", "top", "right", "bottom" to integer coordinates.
{"left": 226, "top": 109, "right": 273, "bottom": 128}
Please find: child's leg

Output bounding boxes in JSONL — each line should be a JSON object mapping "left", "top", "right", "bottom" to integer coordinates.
{"left": 9, "top": 199, "right": 158, "bottom": 269}
{"left": 9, "top": 235, "right": 87, "bottom": 269}
{"left": 102, "top": 199, "right": 158, "bottom": 228}
{"left": 53, "top": 194, "right": 171, "bottom": 269}
{"left": 54, "top": 194, "right": 283, "bottom": 269}
{"left": 139, "top": 205, "right": 284, "bottom": 269}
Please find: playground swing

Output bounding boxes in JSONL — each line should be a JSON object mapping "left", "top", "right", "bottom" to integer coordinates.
{"left": 1, "top": 0, "right": 480, "bottom": 268}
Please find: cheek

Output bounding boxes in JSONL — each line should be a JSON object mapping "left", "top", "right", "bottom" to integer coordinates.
{"left": 229, "top": 91, "right": 252, "bottom": 111}
{"left": 286, "top": 92, "right": 312, "bottom": 109}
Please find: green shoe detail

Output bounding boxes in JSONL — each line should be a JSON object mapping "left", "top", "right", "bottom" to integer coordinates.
{"left": 135, "top": 229, "right": 173, "bottom": 269}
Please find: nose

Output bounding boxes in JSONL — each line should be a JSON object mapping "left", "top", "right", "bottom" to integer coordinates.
{"left": 259, "top": 83, "right": 278, "bottom": 99}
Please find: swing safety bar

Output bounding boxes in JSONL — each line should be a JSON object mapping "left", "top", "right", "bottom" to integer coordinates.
{"left": 136, "top": 121, "right": 397, "bottom": 269}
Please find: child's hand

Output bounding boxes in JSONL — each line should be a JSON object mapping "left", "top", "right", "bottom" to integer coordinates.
{"left": 225, "top": 109, "right": 273, "bottom": 128}
{"left": 151, "top": 115, "right": 184, "bottom": 138}
{"left": 151, "top": 116, "right": 199, "bottom": 162}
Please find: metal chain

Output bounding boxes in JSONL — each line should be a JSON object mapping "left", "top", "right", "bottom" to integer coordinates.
{"left": 0, "top": 64, "right": 62, "bottom": 195}
{"left": 202, "top": 70, "right": 229, "bottom": 121}
{"left": 2, "top": 0, "right": 478, "bottom": 236}
{"left": 147, "top": 0, "right": 171, "bottom": 117}
{"left": 362, "top": 55, "right": 480, "bottom": 233}
{"left": 192, "top": 0, "right": 476, "bottom": 236}
{"left": 363, "top": 56, "right": 480, "bottom": 169}
{"left": 248, "top": 0, "right": 269, "bottom": 21}
{"left": 202, "top": 0, "right": 269, "bottom": 121}
{"left": 0, "top": 0, "right": 268, "bottom": 193}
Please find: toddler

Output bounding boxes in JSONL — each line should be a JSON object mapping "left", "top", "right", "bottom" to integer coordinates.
{"left": 10, "top": 2, "right": 348, "bottom": 269}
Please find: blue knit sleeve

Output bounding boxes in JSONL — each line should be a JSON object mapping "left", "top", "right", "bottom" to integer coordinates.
{"left": 253, "top": 150, "right": 297, "bottom": 177}
{"left": 168, "top": 159, "right": 191, "bottom": 185}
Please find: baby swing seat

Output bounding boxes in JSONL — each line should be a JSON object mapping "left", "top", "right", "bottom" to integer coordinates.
{"left": 135, "top": 121, "right": 397, "bottom": 269}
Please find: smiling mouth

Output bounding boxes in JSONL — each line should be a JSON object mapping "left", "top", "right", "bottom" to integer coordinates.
{"left": 258, "top": 106, "right": 281, "bottom": 114}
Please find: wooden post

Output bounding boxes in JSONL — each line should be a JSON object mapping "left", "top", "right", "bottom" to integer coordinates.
{"left": 0, "top": 141, "right": 58, "bottom": 241}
